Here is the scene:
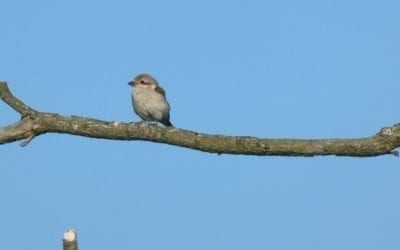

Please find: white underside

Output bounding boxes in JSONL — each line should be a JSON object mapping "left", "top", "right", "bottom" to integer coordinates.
{"left": 132, "top": 86, "right": 170, "bottom": 122}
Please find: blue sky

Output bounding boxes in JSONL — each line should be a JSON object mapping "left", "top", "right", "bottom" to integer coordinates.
{"left": 1, "top": 1, "right": 400, "bottom": 249}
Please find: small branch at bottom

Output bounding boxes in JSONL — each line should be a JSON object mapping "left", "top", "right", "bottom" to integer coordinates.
{"left": 63, "top": 229, "right": 78, "bottom": 250}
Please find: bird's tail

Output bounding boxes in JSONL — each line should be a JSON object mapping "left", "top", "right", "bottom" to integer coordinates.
{"left": 161, "top": 119, "right": 173, "bottom": 127}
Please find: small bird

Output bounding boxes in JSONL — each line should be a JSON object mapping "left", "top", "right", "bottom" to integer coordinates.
{"left": 128, "top": 73, "right": 173, "bottom": 127}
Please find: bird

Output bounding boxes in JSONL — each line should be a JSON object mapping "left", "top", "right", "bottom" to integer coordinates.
{"left": 128, "top": 73, "right": 173, "bottom": 127}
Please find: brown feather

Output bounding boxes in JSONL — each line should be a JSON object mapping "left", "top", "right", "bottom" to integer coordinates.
{"left": 154, "top": 86, "right": 166, "bottom": 97}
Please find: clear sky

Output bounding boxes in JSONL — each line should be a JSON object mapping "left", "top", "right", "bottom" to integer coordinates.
{"left": 1, "top": 1, "right": 400, "bottom": 249}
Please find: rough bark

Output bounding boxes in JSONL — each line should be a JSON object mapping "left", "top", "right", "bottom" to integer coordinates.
{"left": 1, "top": 81, "right": 399, "bottom": 157}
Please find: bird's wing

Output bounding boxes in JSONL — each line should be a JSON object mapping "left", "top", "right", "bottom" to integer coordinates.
{"left": 154, "top": 86, "right": 166, "bottom": 97}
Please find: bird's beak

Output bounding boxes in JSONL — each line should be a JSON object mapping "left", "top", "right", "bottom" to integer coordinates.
{"left": 128, "top": 81, "right": 135, "bottom": 86}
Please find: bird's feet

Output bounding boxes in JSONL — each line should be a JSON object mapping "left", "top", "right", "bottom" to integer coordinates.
{"left": 135, "top": 121, "right": 147, "bottom": 126}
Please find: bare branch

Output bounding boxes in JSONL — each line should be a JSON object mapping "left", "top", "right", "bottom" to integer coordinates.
{"left": 63, "top": 229, "right": 79, "bottom": 250}
{"left": 0, "top": 81, "right": 37, "bottom": 116}
{"left": 0, "top": 117, "right": 36, "bottom": 144}
{"left": 1, "top": 81, "right": 399, "bottom": 157}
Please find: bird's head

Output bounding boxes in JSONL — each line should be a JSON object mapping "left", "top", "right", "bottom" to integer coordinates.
{"left": 128, "top": 73, "right": 159, "bottom": 87}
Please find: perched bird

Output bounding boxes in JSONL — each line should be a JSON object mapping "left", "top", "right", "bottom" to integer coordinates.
{"left": 128, "top": 74, "right": 173, "bottom": 127}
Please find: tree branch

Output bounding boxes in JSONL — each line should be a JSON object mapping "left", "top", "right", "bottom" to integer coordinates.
{"left": 0, "top": 82, "right": 37, "bottom": 116}
{"left": 1, "top": 81, "right": 399, "bottom": 157}
{"left": 63, "top": 229, "right": 78, "bottom": 250}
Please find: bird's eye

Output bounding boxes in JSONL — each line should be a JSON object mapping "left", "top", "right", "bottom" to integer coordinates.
{"left": 140, "top": 80, "right": 145, "bottom": 84}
